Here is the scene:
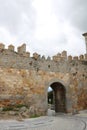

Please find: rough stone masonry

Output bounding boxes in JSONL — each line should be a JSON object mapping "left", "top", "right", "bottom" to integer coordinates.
{"left": 0, "top": 33, "right": 87, "bottom": 117}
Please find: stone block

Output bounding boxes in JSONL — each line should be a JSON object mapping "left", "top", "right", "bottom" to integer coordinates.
{"left": 23, "top": 52, "right": 30, "bottom": 57}
{"left": 33, "top": 52, "right": 40, "bottom": 60}
{"left": 0, "top": 43, "right": 5, "bottom": 50}
{"left": 52, "top": 55, "right": 61, "bottom": 62}
{"left": 84, "top": 54, "right": 87, "bottom": 60}
{"left": 68, "top": 55, "right": 72, "bottom": 61}
{"left": 17, "top": 44, "right": 26, "bottom": 54}
{"left": 8, "top": 111, "right": 17, "bottom": 116}
{"left": 73, "top": 56, "right": 78, "bottom": 60}
{"left": 47, "top": 56, "right": 51, "bottom": 61}
{"left": 41, "top": 55, "right": 45, "bottom": 60}
{"left": 8, "top": 44, "right": 14, "bottom": 51}
{"left": 62, "top": 51, "right": 67, "bottom": 57}
{"left": 19, "top": 106, "right": 27, "bottom": 113}
{"left": 79, "top": 55, "right": 84, "bottom": 60}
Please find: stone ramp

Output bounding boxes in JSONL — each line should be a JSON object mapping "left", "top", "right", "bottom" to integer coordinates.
{"left": 0, "top": 116, "right": 87, "bottom": 130}
{"left": 4, "top": 126, "right": 27, "bottom": 130}
{"left": 0, "top": 123, "right": 27, "bottom": 130}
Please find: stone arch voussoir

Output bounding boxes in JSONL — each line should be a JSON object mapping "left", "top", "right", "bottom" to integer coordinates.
{"left": 45, "top": 78, "right": 68, "bottom": 92}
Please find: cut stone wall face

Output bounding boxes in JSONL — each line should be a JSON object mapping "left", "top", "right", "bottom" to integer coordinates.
{"left": 0, "top": 43, "right": 5, "bottom": 50}
{"left": 0, "top": 64, "right": 86, "bottom": 116}
{"left": 17, "top": 44, "right": 26, "bottom": 54}
{"left": 0, "top": 43, "right": 86, "bottom": 116}
{"left": 8, "top": 45, "right": 14, "bottom": 51}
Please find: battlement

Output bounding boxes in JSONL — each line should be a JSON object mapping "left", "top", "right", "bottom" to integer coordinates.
{"left": 8, "top": 44, "right": 15, "bottom": 51}
{"left": 0, "top": 42, "right": 87, "bottom": 115}
{"left": 0, "top": 43, "right": 5, "bottom": 50}
{"left": 17, "top": 43, "right": 26, "bottom": 54}
{"left": 0, "top": 43, "right": 87, "bottom": 62}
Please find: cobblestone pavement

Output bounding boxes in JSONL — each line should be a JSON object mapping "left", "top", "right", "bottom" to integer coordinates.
{"left": 0, "top": 114, "right": 87, "bottom": 130}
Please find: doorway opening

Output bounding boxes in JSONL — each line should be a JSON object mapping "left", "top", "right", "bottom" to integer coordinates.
{"left": 48, "top": 82, "right": 66, "bottom": 113}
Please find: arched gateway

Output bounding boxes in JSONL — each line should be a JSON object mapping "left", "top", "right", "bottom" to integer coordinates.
{"left": 0, "top": 40, "right": 87, "bottom": 117}
{"left": 47, "top": 80, "right": 67, "bottom": 113}
{"left": 50, "top": 82, "right": 66, "bottom": 113}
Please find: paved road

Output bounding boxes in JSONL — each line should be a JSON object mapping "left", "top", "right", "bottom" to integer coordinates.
{"left": 0, "top": 114, "right": 87, "bottom": 130}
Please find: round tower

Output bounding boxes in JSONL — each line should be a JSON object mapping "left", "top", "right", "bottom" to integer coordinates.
{"left": 82, "top": 32, "right": 87, "bottom": 54}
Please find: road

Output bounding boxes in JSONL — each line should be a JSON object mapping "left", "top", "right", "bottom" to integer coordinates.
{"left": 0, "top": 112, "right": 87, "bottom": 130}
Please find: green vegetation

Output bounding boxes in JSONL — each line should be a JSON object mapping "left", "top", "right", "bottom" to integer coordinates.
{"left": 3, "top": 107, "right": 14, "bottom": 111}
{"left": 2, "top": 104, "right": 28, "bottom": 111}
{"left": 15, "top": 104, "right": 28, "bottom": 108}
{"left": 30, "top": 114, "right": 40, "bottom": 118}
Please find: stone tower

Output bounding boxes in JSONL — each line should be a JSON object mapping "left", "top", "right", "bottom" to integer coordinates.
{"left": 82, "top": 32, "right": 87, "bottom": 54}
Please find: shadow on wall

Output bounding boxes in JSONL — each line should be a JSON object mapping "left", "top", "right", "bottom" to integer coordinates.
{"left": 48, "top": 82, "right": 66, "bottom": 113}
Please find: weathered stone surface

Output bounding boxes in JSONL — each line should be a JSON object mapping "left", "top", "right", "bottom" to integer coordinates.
{"left": 8, "top": 111, "right": 17, "bottom": 116}
{"left": 0, "top": 43, "right": 86, "bottom": 117}
{"left": 20, "top": 107, "right": 27, "bottom": 113}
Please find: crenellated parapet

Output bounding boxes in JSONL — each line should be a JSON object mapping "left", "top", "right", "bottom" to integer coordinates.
{"left": 52, "top": 51, "right": 67, "bottom": 62}
{"left": 33, "top": 52, "right": 40, "bottom": 60}
{"left": 62, "top": 51, "right": 67, "bottom": 59}
{"left": 73, "top": 56, "right": 78, "bottom": 60}
{"left": 52, "top": 52, "right": 87, "bottom": 62}
{"left": 8, "top": 44, "right": 15, "bottom": 51}
{"left": 17, "top": 44, "right": 31, "bottom": 57}
{"left": 0, "top": 43, "right": 5, "bottom": 50}
{"left": 84, "top": 54, "right": 87, "bottom": 60}
{"left": 68, "top": 55, "right": 72, "bottom": 61}
{"left": 0, "top": 43, "right": 87, "bottom": 63}
{"left": 79, "top": 55, "right": 84, "bottom": 60}
{"left": 17, "top": 43, "right": 26, "bottom": 54}
{"left": 23, "top": 52, "right": 30, "bottom": 57}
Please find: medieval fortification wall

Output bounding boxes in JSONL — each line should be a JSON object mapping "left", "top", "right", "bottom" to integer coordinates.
{"left": 0, "top": 40, "right": 87, "bottom": 117}
{"left": 0, "top": 43, "right": 87, "bottom": 71}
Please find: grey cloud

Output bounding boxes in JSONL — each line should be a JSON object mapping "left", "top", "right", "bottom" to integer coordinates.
{"left": 0, "top": 0, "right": 85, "bottom": 56}
{"left": 29, "top": 34, "right": 68, "bottom": 57}
{"left": 53, "top": 0, "right": 87, "bottom": 32}
{"left": 0, "top": 0, "right": 36, "bottom": 35}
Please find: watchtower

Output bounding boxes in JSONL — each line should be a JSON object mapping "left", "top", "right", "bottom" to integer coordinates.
{"left": 82, "top": 32, "right": 87, "bottom": 54}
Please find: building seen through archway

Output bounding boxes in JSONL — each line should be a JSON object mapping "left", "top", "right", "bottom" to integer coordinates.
{"left": 48, "top": 82, "right": 66, "bottom": 113}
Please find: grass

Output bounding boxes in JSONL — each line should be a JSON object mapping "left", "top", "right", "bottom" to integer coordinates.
{"left": 30, "top": 114, "right": 40, "bottom": 118}
{"left": 2, "top": 104, "right": 28, "bottom": 111}
{"left": 3, "top": 107, "right": 14, "bottom": 111}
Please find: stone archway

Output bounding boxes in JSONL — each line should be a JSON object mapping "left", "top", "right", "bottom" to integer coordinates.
{"left": 49, "top": 82, "right": 66, "bottom": 113}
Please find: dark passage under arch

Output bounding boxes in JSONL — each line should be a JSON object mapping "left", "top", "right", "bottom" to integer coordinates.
{"left": 48, "top": 82, "right": 66, "bottom": 113}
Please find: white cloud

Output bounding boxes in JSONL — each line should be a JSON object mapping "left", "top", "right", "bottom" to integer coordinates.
{"left": 0, "top": 0, "right": 86, "bottom": 57}
{"left": 0, "top": 26, "right": 16, "bottom": 45}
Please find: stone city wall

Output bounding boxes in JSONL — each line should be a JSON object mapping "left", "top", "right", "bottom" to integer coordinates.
{"left": 0, "top": 43, "right": 86, "bottom": 117}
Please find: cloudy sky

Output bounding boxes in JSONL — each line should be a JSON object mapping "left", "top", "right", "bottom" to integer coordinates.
{"left": 0, "top": 0, "right": 87, "bottom": 57}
